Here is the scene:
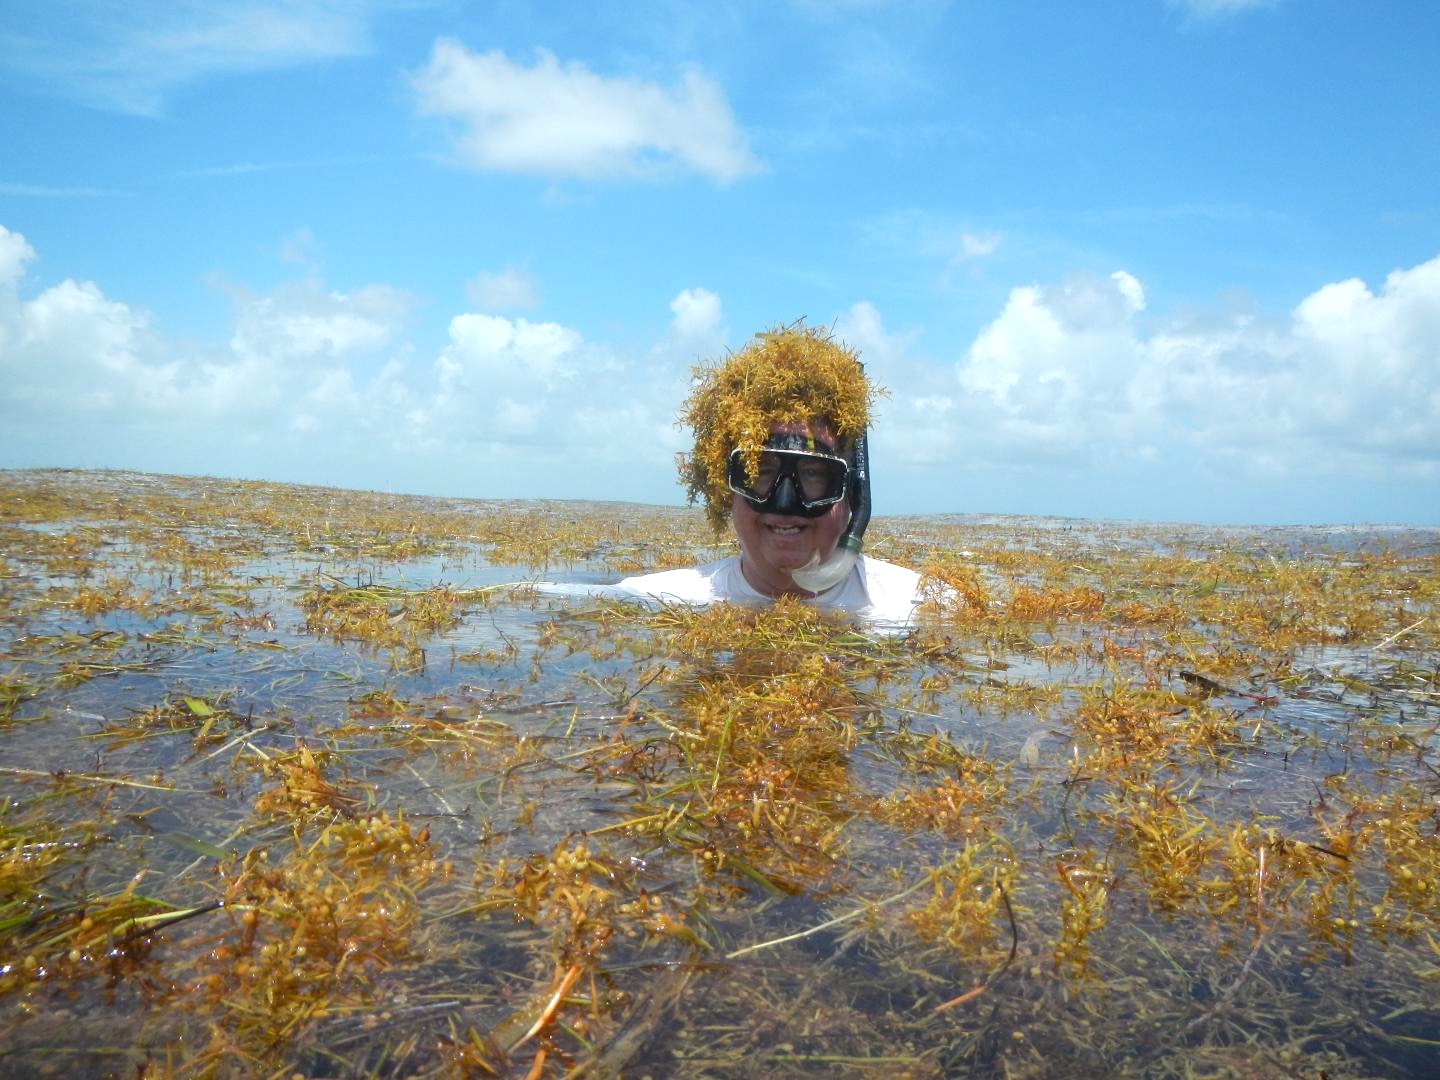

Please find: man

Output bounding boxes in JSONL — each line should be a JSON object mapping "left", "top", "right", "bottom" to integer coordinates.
{"left": 614, "top": 324, "right": 924, "bottom": 624}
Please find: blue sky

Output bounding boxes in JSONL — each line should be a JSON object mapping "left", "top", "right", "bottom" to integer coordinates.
{"left": 2, "top": 0, "right": 1437, "bottom": 525}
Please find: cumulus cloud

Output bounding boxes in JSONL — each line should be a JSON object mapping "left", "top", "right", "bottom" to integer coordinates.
{"left": 230, "top": 281, "right": 412, "bottom": 365}
{"left": 466, "top": 268, "right": 539, "bottom": 312}
{"left": 403, "top": 307, "right": 693, "bottom": 496}
{"left": 19, "top": 279, "right": 150, "bottom": 383}
{"left": 5, "top": 219, "right": 1436, "bottom": 517}
{"left": 436, "top": 314, "right": 582, "bottom": 398}
{"left": 0, "top": 235, "right": 176, "bottom": 415}
{"left": 834, "top": 301, "right": 958, "bottom": 466}
{"left": 0, "top": 2, "right": 406, "bottom": 114}
{"left": 0, "top": 224, "right": 695, "bottom": 496}
{"left": 411, "top": 40, "right": 763, "bottom": 183}
{"left": 835, "top": 300, "right": 919, "bottom": 390}
{"left": 951, "top": 259, "right": 1440, "bottom": 475}
{"left": 669, "top": 288, "right": 723, "bottom": 340}
{"left": 962, "top": 271, "right": 1145, "bottom": 404}
{"left": 0, "top": 224, "right": 35, "bottom": 289}
{"left": 0, "top": 225, "right": 412, "bottom": 431}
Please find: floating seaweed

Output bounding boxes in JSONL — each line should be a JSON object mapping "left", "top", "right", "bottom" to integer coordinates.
{"left": 0, "top": 467, "right": 1436, "bottom": 1077}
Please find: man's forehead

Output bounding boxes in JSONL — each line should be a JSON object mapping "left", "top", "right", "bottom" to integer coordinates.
{"left": 767, "top": 418, "right": 840, "bottom": 448}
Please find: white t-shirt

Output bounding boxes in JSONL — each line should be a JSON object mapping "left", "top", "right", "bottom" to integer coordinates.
{"left": 614, "top": 554, "right": 925, "bottom": 626}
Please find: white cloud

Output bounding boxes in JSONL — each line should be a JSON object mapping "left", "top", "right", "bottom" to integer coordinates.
{"left": 411, "top": 40, "right": 763, "bottom": 183}
{"left": 0, "top": 224, "right": 35, "bottom": 289}
{"left": 0, "top": 270, "right": 184, "bottom": 416}
{"left": 494, "top": 397, "right": 543, "bottom": 436}
{"left": 952, "top": 259, "right": 1440, "bottom": 474}
{"left": 466, "top": 268, "right": 539, "bottom": 312}
{"left": 1111, "top": 270, "right": 1146, "bottom": 314}
{"left": 0, "top": 225, "right": 697, "bottom": 496}
{"left": 435, "top": 313, "right": 583, "bottom": 399}
{"left": 0, "top": 2, "right": 405, "bottom": 114}
{"left": 796, "top": 259, "right": 1440, "bottom": 500}
{"left": 1285, "top": 260, "right": 1440, "bottom": 459}
{"left": 834, "top": 300, "right": 919, "bottom": 388}
{"left": 413, "top": 307, "right": 692, "bottom": 492}
{"left": 832, "top": 302, "right": 958, "bottom": 465}
{"left": 0, "top": 225, "right": 412, "bottom": 430}
{"left": 230, "top": 281, "right": 411, "bottom": 364}
{"left": 956, "top": 231, "right": 1002, "bottom": 260}
{"left": 5, "top": 220, "right": 1436, "bottom": 517}
{"left": 669, "top": 288, "right": 723, "bottom": 340}
{"left": 0, "top": 228, "right": 159, "bottom": 409}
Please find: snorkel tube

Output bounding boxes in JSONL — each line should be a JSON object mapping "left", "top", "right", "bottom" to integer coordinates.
{"left": 790, "top": 429, "right": 871, "bottom": 593}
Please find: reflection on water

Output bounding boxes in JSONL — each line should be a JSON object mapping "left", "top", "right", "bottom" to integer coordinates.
{"left": 1, "top": 468, "right": 1438, "bottom": 1078}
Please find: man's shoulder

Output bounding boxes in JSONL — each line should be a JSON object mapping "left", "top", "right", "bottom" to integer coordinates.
{"left": 857, "top": 554, "right": 923, "bottom": 594}
{"left": 849, "top": 555, "right": 925, "bottom": 624}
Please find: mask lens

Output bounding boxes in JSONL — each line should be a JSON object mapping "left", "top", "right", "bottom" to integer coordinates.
{"left": 752, "top": 454, "right": 782, "bottom": 498}
{"left": 795, "top": 456, "right": 846, "bottom": 502}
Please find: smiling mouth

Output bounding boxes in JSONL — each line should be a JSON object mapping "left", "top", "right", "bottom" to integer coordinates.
{"left": 765, "top": 523, "right": 805, "bottom": 535}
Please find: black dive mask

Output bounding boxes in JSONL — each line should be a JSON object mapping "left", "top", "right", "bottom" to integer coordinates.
{"left": 726, "top": 433, "right": 851, "bottom": 519}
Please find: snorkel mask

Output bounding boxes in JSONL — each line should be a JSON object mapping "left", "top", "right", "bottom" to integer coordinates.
{"left": 725, "top": 429, "right": 874, "bottom": 593}
{"left": 726, "top": 432, "right": 850, "bottom": 518}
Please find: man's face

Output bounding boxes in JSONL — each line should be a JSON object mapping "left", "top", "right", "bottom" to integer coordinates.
{"left": 731, "top": 419, "right": 850, "bottom": 597}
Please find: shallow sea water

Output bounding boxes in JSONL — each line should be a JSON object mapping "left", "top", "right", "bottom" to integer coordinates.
{"left": 1, "top": 469, "right": 1438, "bottom": 1078}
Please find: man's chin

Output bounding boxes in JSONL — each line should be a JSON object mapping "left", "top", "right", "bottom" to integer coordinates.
{"left": 751, "top": 531, "right": 823, "bottom": 574}
{"left": 769, "top": 552, "right": 817, "bottom": 573}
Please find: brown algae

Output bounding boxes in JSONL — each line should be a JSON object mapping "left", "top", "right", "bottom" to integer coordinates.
{"left": 0, "top": 467, "right": 1436, "bottom": 1077}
